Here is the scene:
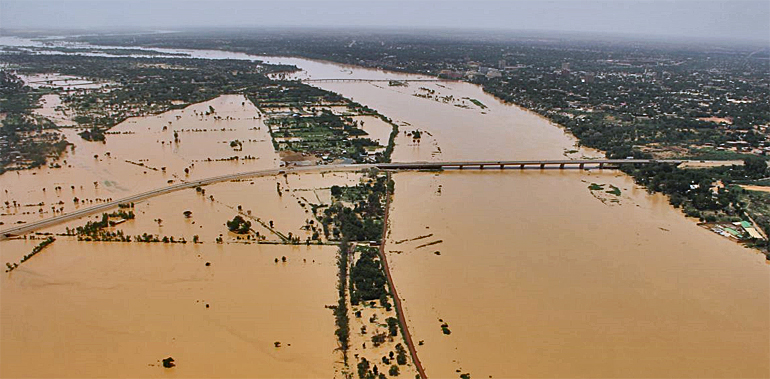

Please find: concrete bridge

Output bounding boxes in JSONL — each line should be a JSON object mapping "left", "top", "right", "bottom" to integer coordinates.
{"left": 302, "top": 78, "right": 450, "bottom": 83}
{"left": 376, "top": 159, "right": 683, "bottom": 170}
{"left": 0, "top": 159, "right": 691, "bottom": 239}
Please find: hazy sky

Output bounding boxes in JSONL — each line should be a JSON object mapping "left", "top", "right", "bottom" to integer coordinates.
{"left": 1, "top": 0, "right": 768, "bottom": 43}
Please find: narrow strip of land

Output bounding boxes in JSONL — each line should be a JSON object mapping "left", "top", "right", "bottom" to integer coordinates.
{"left": 377, "top": 171, "right": 428, "bottom": 379}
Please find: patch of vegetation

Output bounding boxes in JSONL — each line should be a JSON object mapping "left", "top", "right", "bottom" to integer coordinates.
{"left": 226, "top": 215, "right": 252, "bottom": 234}
{"left": 5, "top": 237, "right": 55, "bottom": 272}
{"left": 387, "top": 317, "right": 399, "bottom": 336}
{"left": 588, "top": 183, "right": 604, "bottom": 191}
{"left": 350, "top": 246, "right": 388, "bottom": 305}
{"left": 161, "top": 357, "right": 175, "bottom": 368}
{"left": 263, "top": 107, "right": 383, "bottom": 163}
{"left": 321, "top": 170, "right": 389, "bottom": 242}
{"left": 467, "top": 98, "right": 486, "bottom": 109}
{"left": 606, "top": 185, "right": 621, "bottom": 196}
{"left": 1, "top": 52, "right": 297, "bottom": 142}
{"left": 78, "top": 127, "right": 105, "bottom": 142}
{"left": 0, "top": 71, "right": 70, "bottom": 173}
{"left": 395, "top": 343, "right": 408, "bottom": 365}
{"left": 334, "top": 241, "right": 351, "bottom": 364}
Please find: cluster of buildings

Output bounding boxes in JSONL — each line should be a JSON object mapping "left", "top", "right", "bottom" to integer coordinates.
{"left": 703, "top": 220, "right": 766, "bottom": 241}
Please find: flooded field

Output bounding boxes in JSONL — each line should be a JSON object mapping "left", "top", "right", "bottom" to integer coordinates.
{"left": 34, "top": 94, "right": 75, "bottom": 126}
{"left": 2, "top": 38, "right": 769, "bottom": 378}
{"left": 0, "top": 94, "right": 277, "bottom": 227}
{"left": 1, "top": 165, "right": 375, "bottom": 377}
{"left": 1, "top": 241, "right": 340, "bottom": 378}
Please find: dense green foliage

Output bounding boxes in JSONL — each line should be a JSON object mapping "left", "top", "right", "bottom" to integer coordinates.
{"left": 623, "top": 159, "right": 768, "bottom": 226}
{"left": 226, "top": 215, "right": 252, "bottom": 234}
{"left": 334, "top": 240, "right": 351, "bottom": 364}
{"left": 350, "top": 246, "right": 388, "bottom": 305}
{"left": 0, "top": 71, "right": 69, "bottom": 172}
{"left": 5, "top": 237, "right": 55, "bottom": 272}
{"left": 1, "top": 53, "right": 296, "bottom": 131}
{"left": 321, "top": 171, "right": 389, "bottom": 241}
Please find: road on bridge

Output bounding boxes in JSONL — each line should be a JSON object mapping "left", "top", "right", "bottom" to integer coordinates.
{"left": 302, "top": 78, "right": 452, "bottom": 83}
{"left": 1, "top": 158, "right": 727, "bottom": 239}
{"left": 0, "top": 163, "right": 371, "bottom": 239}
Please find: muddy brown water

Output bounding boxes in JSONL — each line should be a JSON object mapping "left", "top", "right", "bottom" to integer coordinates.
{"left": 1, "top": 39, "right": 768, "bottom": 378}
{"left": 1, "top": 242, "right": 339, "bottom": 378}
{"left": 386, "top": 171, "right": 769, "bottom": 378}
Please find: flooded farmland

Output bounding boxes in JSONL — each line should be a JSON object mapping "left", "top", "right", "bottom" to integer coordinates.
{"left": 1, "top": 241, "right": 340, "bottom": 378}
{"left": 0, "top": 94, "right": 278, "bottom": 227}
{"left": 1, "top": 38, "right": 768, "bottom": 378}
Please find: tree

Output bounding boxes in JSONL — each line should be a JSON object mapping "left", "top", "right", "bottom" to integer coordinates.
{"left": 226, "top": 215, "right": 251, "bottom": 234}
{"left": 744, "top": 156, "right": 768, "bottom": 178}
{"left": 389, "top": 365, "right": 400, "bottom": 376}
{"left": 395, "top": 343, "right": 407, "bottom": 365}
{"left": 387, "top": 317, "right": 399, "bottom": 336}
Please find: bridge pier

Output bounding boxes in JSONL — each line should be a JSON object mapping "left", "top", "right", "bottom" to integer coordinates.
{"left": 459, "top": 165, "right": 463, "bottom": 169}
{"left": 579, "top": 163, "right": 585, "bottom": 169}
{"left": 599, "top": 163, "right": 604, "bottom": 169}
{"left": 560, "top": 163, "right": 565, "bottom": 169}
{"left": 520, "top": 164, "right": 525, "bottom": 169}
{"left": 540, "top": 163, "right": 546, "bottom": 169}
{"left": 500, "top": 164, "right": 504, "bottom": 169}
{"left": 479, "top": 164, "right": 484, "bottom": 169}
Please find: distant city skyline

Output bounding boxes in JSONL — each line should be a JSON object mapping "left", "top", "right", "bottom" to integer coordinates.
{"left": 1, "top": 0, "right": 768, "bottom": 44}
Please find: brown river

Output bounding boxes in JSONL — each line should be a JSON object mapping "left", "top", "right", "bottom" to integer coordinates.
{"left": 1, "top": 39, "right": 768, "bottom": 378}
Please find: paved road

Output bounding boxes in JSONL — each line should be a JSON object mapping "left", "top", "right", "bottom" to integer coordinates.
{"left": 303, "top": 78, "right": 451, "bottom": 83}
{"left": 1, "top": 158, "right": 725, "bottom": 239}
{"left": 0, "top": 163, "right": 371, "bottom": 239}
{"left": 378, "top": 158, "right": 686, "bottom": 169}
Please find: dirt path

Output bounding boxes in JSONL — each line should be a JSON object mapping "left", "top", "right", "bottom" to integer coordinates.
{"left": 740, "top": 185, "right": 770, "bottom": 193}
{"left": 378, "top": 171, "right": 428, "bottom": 379}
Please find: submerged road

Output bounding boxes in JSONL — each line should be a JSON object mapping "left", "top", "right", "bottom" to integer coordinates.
{"left": 0, "top": 159, "right": 729, "bottom": 239}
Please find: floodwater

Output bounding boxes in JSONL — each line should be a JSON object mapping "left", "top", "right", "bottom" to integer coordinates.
{"left": 1, "top": 170, "right": 371, "bottom": 377}
{"left": 1, "top": 38, "right": 769, "bottom": 378}
{"left": 242, "top": 54, "right": 769, "bottom": 378}
{"left": 1, "top": 241, "right": 340, "bottom": 378}
{"left": 0, "top": 94, "right": 278, "bottom": 227}
{"left": 386, "top": 171, "right": 769, "bottom": 378}
{"left": 34, "top": 94, "right": 75, "bottom": 126}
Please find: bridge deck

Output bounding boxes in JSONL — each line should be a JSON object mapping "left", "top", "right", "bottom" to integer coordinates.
{"left": 1, "top": 159, "right": 688, "bottom": 239}
{"left": 376, "top": 159, "right": 681, "bottom": 169}
{"left": 302, "top": 78, "right": 450, "bottom": 83}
